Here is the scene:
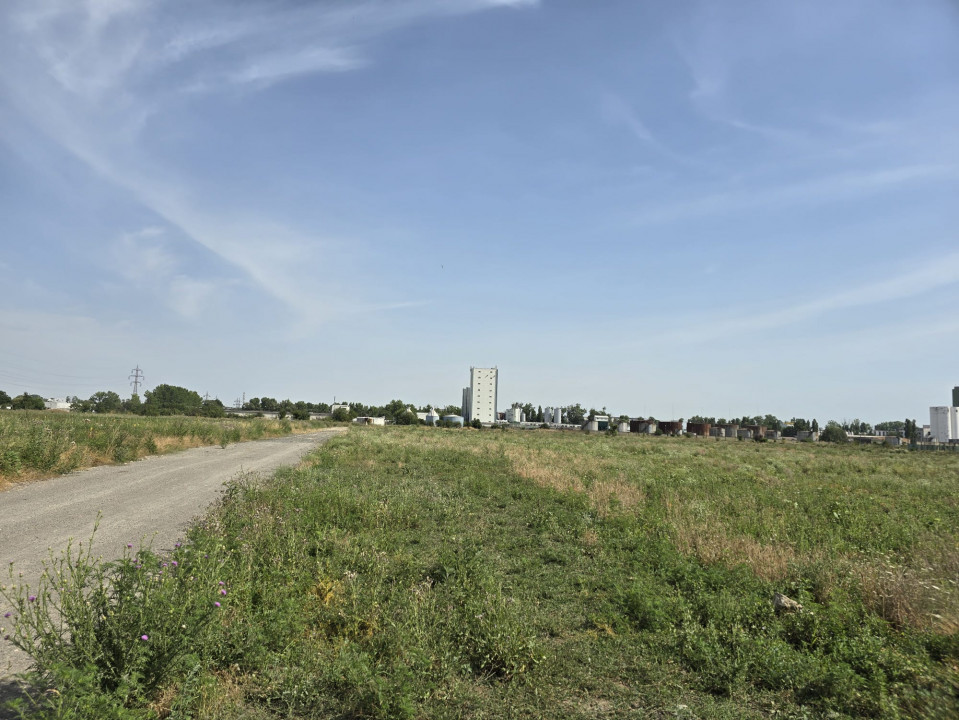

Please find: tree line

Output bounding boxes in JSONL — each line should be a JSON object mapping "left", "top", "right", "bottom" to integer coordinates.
{"left": 0, "top": 387, "right": 924, "bottom": 441}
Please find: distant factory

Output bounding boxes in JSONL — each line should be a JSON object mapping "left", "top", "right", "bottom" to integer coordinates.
{"left": 929, "top": 386, "right": 959, "bottom": 443}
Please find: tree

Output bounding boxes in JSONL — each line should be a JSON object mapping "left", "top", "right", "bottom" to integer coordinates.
{"left": 812, "top": 419, "right": 819, "bottom": 432}
{"left": 259, "top": 397, "right": 278, "bottom": 412}
{"left": 761, "top": 414, "right": 783, "bottom": 432}
{"left": 904, "top": 418, "right": 920, "bottom": 443}
{"left": 89, "top": 390, "right": 122, "bottom": 414}
{"left": 201, "top": 399, "right": 225, "bottom": 417}
{"left": 11, "top": 393, "right": 45, "bottom": 410}
{"left": 0, "top": 389, "right": 11, "bottom": 405}
{"left": 142, "top": 384, "right": 203, "bottom": 416}
{"left": 71, "top": 397, "right": 93, "bottom": 412}
{"left": 820, "top": 422, "right": 848, "bottom": 443}
{"left": 565, "top": 404, "right": 586, "bottom": 425}
{"left": 124, "top": 393, "right": 142, "bottom": 414}
{"left": 875, "top": 420, "right": 905, "bottom": 434}
{"left": 332, "top": 407, "right": 352, "bottom": 422}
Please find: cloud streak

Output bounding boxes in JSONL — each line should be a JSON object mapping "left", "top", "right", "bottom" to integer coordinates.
{"left": 1, "top": 0, "right": 537, "bottom": 326}
{"left": 647, "top": 252, "right": 959, "bottom": 347}
{"left": 630, "top": 163, "right": 957, "bottom": 225}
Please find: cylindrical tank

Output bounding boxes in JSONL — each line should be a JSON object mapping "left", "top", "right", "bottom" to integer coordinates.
{"left": 618, "top": 422, "right": 630, "bottom": 433}
{"left": 586, "top": 420, "right": 599, "bottom": 432}
{"left": 425, "top": 411, "right": 440, "bottom": 426}
{"left": 442, "top": 415, "right": 464, "bottom": 426}
{"left": 554, "top": 407, "right": 562, "bottom": 424}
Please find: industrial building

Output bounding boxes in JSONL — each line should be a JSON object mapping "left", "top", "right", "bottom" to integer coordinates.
{"left": 929, "top": 406, "right": 959, "bottom": 443}
{"left": 630, "top": 418, "right": 658, "bottom": 434}
{"left": 353, "top": 416, "right": 386, "bottom": 426}
{"left": 505, "top": 404, "right": 524, "bottom": 423}
{"left": 462, "top": 367, "right": 498, "bottom": 424}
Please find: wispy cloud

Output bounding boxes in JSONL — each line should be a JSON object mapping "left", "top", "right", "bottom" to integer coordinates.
{"left": 631, "top": 163, "right": 957, "bottom": 225}
{"left": 111, "top": 226, "right": 221, "bottom": 320}
{"left": 1, "top": 0, "right": 537, "bottom": 326}
{"left": 648, "top": 252, "right": 959, "bottom": 347}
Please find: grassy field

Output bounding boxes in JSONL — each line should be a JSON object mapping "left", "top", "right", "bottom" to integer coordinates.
{"left": 3, "top": 427, "right": 957, "bottom": 718}
{"left": 0, "top": 411, "right": 336, "bottom": 487}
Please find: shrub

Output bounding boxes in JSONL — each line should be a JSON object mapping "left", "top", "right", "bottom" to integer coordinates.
{"left": 2, "top": 527, "right": 228, "bottom": 704}
{"left": 820, "top": 423, "right": 849, "bottom": 443}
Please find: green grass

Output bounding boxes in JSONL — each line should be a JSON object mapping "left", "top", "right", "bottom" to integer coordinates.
{"left": 0, "top": 411, "right": 337, "bottom": 483}
{"left": 3, "top": 428, "right": 957, "bottom": 718}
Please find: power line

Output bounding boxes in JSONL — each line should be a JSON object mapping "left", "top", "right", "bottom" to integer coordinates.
{"left": 129, "top": 365, "right": 144, "bottom": 395}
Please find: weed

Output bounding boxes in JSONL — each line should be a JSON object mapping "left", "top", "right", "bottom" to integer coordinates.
{"left": 3, "top": 428, "right": 956, "bottom": 718}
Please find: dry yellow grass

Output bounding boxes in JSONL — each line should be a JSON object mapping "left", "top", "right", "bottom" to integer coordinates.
{"left": 504, "top": 445, "right": 645, "bottom": 516}
{"left": 495, "top": 433, "right": 959, "bottom": 632}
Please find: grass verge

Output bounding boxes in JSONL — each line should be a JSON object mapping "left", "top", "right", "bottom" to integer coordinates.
{"left": 0, "top": 412, "right": 342, "bottom": 488}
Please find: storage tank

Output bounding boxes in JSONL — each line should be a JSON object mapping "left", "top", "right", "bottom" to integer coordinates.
{"left": 425, "top": 410, "right": 440, "bottom": 426}
{"left": 442, "top": 415, "right": 464, "bottom": 426}
{"left": 554, "top": 407, "right": 562, "bottom": 424}
{"left": 586, "top": 420, "right": 599, "bottom": 432}
{"left": 618, "top": 421, "right": 630, "bottom": 433}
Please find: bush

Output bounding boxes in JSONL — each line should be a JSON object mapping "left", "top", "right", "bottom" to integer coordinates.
{"left": 820, "top": 423, "right": 848, "bottom": 443}
{"left": 2, "top": 527, "right": 228, "bottom": 704}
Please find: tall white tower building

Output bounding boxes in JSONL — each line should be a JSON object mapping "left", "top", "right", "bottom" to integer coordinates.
{"left": 462, "top": 367, "right": 498, "bottom": 423}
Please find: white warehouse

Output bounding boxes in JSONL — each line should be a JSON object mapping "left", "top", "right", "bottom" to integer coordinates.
{"left": 462, "top": 366, "right": 498, "bottom": 424}
{"left": 929, "top": 406, "right": 959, "bottom": 443}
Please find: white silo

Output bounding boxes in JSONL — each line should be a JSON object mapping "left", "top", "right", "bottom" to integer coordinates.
{"left": 554, "top": 407, "right": 562, "bottom": 424}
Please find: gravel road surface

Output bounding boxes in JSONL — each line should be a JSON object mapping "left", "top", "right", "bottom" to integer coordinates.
{"left": 0, "top": 429, "right": 344, "bottom": 690}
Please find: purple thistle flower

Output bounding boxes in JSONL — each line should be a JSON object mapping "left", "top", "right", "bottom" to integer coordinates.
{"left": 175, "top": 543, "right": 181, "bottom": 548}
{"left": 28, "top": 595, "right": 36, "bottom": 603}
{"left": 127, "top": 544, "right": 133, "bottom": 549}
{"left": 171, "top": 561, "right": 178, "bottom": 567}
{"left": 3, "top": 612, "right": 11, "bottom": 618}
{"left": 140, "top": 635, "right": 149, "bottom": 641}
{"left": 214, "top": 602, "right": 221, "bottom": 608}
{"left": 220, "top": 589, "right": 227, "bottom": 596}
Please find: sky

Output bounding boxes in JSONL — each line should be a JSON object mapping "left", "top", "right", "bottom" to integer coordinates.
{"left": 1, "top": 0, "right": 958, "bottom": 422}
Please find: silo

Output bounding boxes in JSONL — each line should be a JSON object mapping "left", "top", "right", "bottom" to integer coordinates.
{"left": 425, "top": 410, "right": 440, "bottom": 426}
{"left": 554, "top": 407, "right": 562, "bottom": 424}
{"left": 442, "top": 415, "right": 464, "bottom": 426}
{"left": 618, "top": 421, "right": 630, "bottom": 433}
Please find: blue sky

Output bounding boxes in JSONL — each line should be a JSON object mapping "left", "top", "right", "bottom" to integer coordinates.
{"left": 1, "top": 0, "right": 957, "bottom": 422}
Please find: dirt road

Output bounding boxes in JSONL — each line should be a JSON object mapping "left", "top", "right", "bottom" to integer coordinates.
{"left": 0, "top": 429, "right": 344, "bottom": 683}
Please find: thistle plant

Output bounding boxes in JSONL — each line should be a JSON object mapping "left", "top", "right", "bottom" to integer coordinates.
{"left": 1, "top": 521, "right": 229, "bottom": 703}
